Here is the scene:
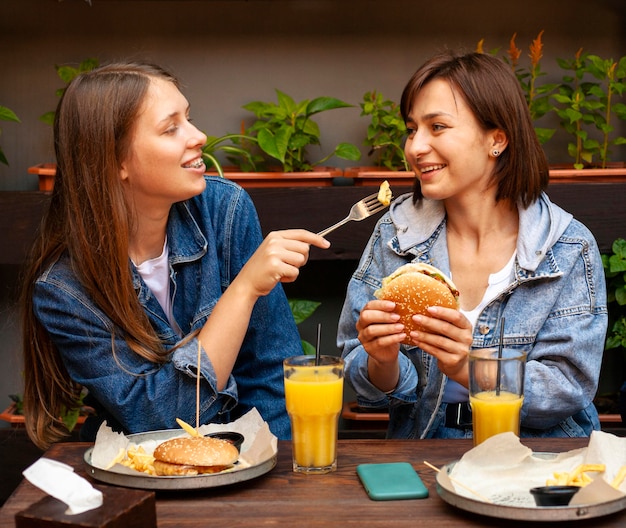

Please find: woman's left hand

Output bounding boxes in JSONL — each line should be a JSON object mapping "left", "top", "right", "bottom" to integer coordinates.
{"left": 409, "top": 306, "right": 473, "bottom": 385}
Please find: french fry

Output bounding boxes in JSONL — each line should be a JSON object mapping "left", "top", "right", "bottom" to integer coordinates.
{"left": 120, "top": 445, "right": 156, "bottom": 475}
{"left": 611, "top": 466, "right": 626, "bottom": 489}
{"left": 546, "top": 463, "right": 606, "bottom": 487}
{"left": 176, "top": 417, "right": 201, "bottom": 437}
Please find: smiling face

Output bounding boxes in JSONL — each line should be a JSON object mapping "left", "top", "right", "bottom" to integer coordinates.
{"left": 119, "top": 77, "right": 208, "bottom": 214}
{"left": 404, "top": 78, "right": 506, "bottom": 202}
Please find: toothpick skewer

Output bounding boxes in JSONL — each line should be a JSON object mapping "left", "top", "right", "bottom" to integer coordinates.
{"left": 423, "top": 461, "right": 493, "bottom": 503}
{"left": 196, "top": 339, "right": 201, "bottom": 435}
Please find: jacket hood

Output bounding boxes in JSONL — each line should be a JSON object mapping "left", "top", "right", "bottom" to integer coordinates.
{"left": 389, "top": 192, "right": 572, "bottom": 273}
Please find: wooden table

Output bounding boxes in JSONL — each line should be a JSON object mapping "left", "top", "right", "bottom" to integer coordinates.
{"left": 1, "top": 438, "right": 625, "bottom": 527}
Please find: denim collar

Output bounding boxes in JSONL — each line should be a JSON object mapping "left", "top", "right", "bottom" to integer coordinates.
{"left": 132, "top": 200, "right": 208, "bottom": 292}
{"left": 389, "top": 192, "right": 573, "bottom": 274}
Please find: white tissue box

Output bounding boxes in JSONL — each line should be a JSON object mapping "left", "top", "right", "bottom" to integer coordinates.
{"left": 15, "top": 484, "right": 156, "bottom": 528}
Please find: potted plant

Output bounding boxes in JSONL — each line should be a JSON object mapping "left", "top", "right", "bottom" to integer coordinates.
{"left": 487, "top": 31, "right": 626, "bottom": 182}
{"left": 0, "top": 105, "right": 20, "bottom": 166}
{"left": 345, "top": 90, "right": 414, "bottom": 187}
{"left": 596, "top": 238, "right": 626, "bottom": 425}
{"left": 204, "top": 89, "right": 361, "bottom": 187}
{"left": 551, "top": 51, "right": 626, "bottom": 175}
{"left": 27, "top": 58, "right": 99, "bottom": 191}
{"left": 1, "top": 393, "right": 92, "bottom": 432}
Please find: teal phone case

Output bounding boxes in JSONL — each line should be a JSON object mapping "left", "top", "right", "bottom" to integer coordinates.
{"left": 356, "top": 462, "right": 429, "bottom": 501}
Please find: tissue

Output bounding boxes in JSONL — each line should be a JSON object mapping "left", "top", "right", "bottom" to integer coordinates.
{"left": 22, "top": 458, "right": 103, "bottom": 515}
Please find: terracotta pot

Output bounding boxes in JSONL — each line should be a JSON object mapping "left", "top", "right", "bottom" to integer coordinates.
{"left": 205, "top": 166, "right": 344, "bottom": 188}
{"left": 0, "top": 402, "right": 91, "bottom": 429}
{"left": 27, "top": 163, "right": 56, "bottom": 192}
{"left": 549, "top": 162, "right": 626, "bottom": 183}
{"left": 344, "top": 166, "right": 415, "bottom": 187}
{"left": 28, "top": 164, "right": 349, "bottom": 190}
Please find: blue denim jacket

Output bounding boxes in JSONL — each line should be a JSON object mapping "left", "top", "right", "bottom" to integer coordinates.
{"left": 337, "top": 192, "right": 607, "bottom": 439}
{"left": 33, "top": 176, "right": 299, "bottom": 439}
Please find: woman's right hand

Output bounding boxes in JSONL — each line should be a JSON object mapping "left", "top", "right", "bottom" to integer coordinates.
{"left": 236, "top": 229, "right": 330, "bottom": 298}
{"left": 356, "top": 299, "right": 406, "bottom": 392}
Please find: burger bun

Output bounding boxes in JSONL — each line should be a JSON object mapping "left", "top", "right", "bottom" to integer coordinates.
{"left": 374, "top": 263, "right": 459, "bottom": 344}
{"left": 153, "top": 436, "right": 239, "bottom": 476}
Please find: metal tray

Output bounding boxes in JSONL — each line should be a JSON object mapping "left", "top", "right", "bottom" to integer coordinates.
{"left": 84, "top": 429, "right": 277, "bottom": 490}
{"left": 436, "top": 458, "right": 626, "bottom": 522}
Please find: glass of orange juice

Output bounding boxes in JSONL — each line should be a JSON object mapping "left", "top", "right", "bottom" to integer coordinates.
{"left": 468, "top": 348, "right": 526, "bottom": 446}
{"left": 283, "top": 355, "right": 344, "bottom": 474}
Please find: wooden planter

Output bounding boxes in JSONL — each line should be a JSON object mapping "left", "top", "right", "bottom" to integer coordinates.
{"left": 28, "top": 164, "right": 349, "bottom": 190}
{"left": 27, "top": 163, "right": 56, "bottom": 192}
{"left": 0, "top": 402, "right": 90, "bottom": 429}
{"left": 344, "top": 166, "right": 415, "bottom": 187}
{"left": 549, "top": 162, "right": 626, "bottom": 183}
{"left": 205, "top": 166, "right": 344, "bottom": 188}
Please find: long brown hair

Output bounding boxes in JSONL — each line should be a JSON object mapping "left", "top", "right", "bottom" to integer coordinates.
{"left": 401, "top": 51, "right": 549, "bottom": 208}
{"left": 21, "top": 62, "right": 181, "bottom": 449}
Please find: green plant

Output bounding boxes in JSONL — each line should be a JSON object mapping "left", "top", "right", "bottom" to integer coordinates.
{"left": 0, "top": 105, "right": 20, "bottom": 166}
{"left": 603, "top": 238, "right": 626, "bottom": 352}
{"left": 7, "top": 391, "right": 87, "bottom": 432}
{"left": 242, "top": 89, "right": 361, "bottom": 172}
{"left": 502, "top": 32, "right": 558, "bottom": 146}
{"left": 39, "top": 58, "right": 100, "bottom": 125}
{"left": 201, "top": 131, "right": 261, "bottom": 176}
{"left": 289, "top": 298, "right": 321, "bottom": 355}
{"left": 360, "top": 91, "right": 409, "bottom": 170}
{"left": 553, "top": 51, "right": 626, "bottom": 169}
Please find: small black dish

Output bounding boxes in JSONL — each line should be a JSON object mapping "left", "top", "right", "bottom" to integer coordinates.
{"left": 205, "top": 431, "right": 245, "bottom": 452}
{"left": 530, "top": 485, "right": 580, "bottom": 507}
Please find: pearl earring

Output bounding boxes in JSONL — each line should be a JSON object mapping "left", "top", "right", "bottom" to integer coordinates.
{"left": 492, "top": 150, "right": 500, "bottom": 157}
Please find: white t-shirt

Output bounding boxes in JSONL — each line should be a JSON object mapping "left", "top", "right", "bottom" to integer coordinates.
{"left": 134, "top": 238, "right": 182, "bottom": 336}
{"left": 442, "top": 251, "right": 516, "bottom": 403}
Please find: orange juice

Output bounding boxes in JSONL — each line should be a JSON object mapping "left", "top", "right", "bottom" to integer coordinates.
{"left": 470, "top": 390, "right": 523, "bottom": 445}
{"left": 284, "top": 370, "right": 343, "bottom": 471}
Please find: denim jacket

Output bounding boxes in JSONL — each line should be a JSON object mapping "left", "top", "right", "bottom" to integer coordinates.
{"left": 33, "top": 176, "right": 299, "bottom": 440}
{"left": 337, "top": 192, "right": 607, "bottom": 439}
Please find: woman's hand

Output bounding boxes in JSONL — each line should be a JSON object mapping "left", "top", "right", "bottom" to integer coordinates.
{"left": 199, "top": 229, "right": 328, "bottom": 391}
{"left": 409, "top": 306, "right": 473, "bottom": 385}
{"left": 356, "top": 299, "right": 406, "bottom": 392}
{"left": 237, "top": 229, "right": 330, "bottom": 298}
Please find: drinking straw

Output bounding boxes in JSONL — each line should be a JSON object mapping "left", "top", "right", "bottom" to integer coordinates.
{"left": 315, "top": 323, "right": 322, "bottom": 366}
{"left": 496, "top": 317, "right": 505, "bottom": 396}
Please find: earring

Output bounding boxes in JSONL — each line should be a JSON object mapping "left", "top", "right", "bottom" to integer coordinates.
{"left": 492, "top": 149, "right": 500, "bottom": 157}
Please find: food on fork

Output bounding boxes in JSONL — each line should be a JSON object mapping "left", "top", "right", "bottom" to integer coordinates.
{"left": 377, "top": 180, "right": 392, "bottom": 206}
{"left": 375, "top": 263, "right": 459, "bottom": 344}
{"left": 153, "top": 435, "right": 240, "bottom": 476}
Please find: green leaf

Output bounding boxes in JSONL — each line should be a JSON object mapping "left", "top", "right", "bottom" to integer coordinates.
{"left": 301, "top": 340, "right": 317, "bottom": 356}
{"left": 335, "top": 143, "right": 362, "bottom": 161}
{"left": 257, "top": 126, "right": 290, "bottom": 162}
{"left": 307, "top": 96, "right": 353, "bottom": 115}
{"left": 276, "top": 89, "right": 298, "bottom": 114}
{"left": 288, "top": 299, "right": 321, "bottom": 324}
{"left": 0, "top": 106, "right": 20, "bottom": 123}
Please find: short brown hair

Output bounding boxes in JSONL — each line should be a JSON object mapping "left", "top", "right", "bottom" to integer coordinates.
{"left": 401, "top": 51, "right": 548, "bottom": 207}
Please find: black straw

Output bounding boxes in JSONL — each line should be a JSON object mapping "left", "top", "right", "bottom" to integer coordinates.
{"left": 315, "top": 323, "right": 322, "bottom": 366}
{"left": 496, "top": 317, "right": 505, "bottom": 396}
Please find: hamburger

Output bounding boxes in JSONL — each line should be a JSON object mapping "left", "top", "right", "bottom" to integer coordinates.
{"left": 153, "top": 436, "right": 239, "bottom": 476}
{"left": 374, "top": 263, "right": 460, "bottom": 344}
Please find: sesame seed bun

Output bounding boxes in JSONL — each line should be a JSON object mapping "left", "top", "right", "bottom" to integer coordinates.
{"left": 153, "top": 436, "right": 239, "bottom": 476}
{"left": 374, "top": 263, "right": 460, "bottom": 344}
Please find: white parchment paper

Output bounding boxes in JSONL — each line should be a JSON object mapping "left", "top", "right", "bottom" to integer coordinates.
{"left": 439, "top": 431, "right": 626, "bottom": 507}
{"left": 90, "top": 407, "right": 277, "bottom": 475}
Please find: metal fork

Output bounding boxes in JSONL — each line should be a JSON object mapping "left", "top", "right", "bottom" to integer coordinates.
{"left": 317, "top": 192, "right": 390, "bottom": 237}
